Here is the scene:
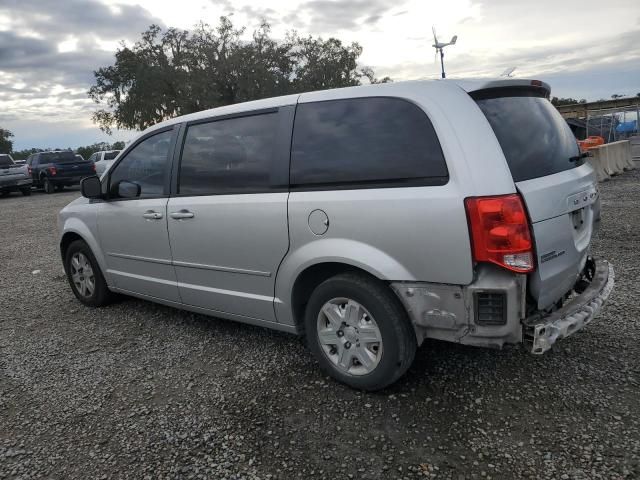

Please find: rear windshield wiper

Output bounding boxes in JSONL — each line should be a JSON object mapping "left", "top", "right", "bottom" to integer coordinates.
{"left": 569, "top": 151, "right": 591, "bottom": 163}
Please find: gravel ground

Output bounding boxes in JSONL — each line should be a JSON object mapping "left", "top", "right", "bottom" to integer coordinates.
{"left": 1, "top": 171, "right": 639, "bottom": 480}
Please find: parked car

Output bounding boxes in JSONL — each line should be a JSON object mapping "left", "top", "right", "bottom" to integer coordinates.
{"left": 58, "top": 79, "right": 614, "bottom": 390}
{"left": 27, "top": 151, "right": 95, "bottom": 193}
{"left": 75, "top": 154, "right": 85, "bottom": 162}
{"left": 0, "top": 154, "right": 32, "bottom": 196}
{"left": 89, "top": 150, "right": 121, "bottom": 176}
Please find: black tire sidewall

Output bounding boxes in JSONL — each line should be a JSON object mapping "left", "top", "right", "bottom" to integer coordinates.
{"left": 304, "top": 275, "right": 415, "bottom": 391}
{"left": 20, "top": 188, "right": 31, "bottom": 196}
{"left": 64, "top": 240, "right": 110, "bottom": 307}
{"left": 44, "top": 177, "right": 54, "bottom": 194}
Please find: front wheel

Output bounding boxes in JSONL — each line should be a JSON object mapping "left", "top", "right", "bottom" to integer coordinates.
{"left": 304, "top": 272, "right": 417, "bottom": 391}
{"left": 64, "top": 239, "right": 114, "bottom": 307}
{"left": 43, "top": 177, "right": 54, "bottom": 194}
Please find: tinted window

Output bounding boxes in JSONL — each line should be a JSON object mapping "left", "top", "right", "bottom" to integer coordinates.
{"left": 290, "top": 98, "right": 448, "bottom": 187}
{"left": 179, "top": 113, "right": 278, "bottom": 195}
{"left": 0, "top": 155, "right": 13, "bottom": 167}
{"left": 88, "top": 153, "right": 97, "bottom": 162}
{"left": 109, "top": 130, "right": 173, "bottom": 198}
{"left": 475, "top": 94, "right": 581, "bottom": 182}
{"left": 40, "top": 151, "right": 77, "bottom": 163}
{"left": 104, "top": 151, "right": 120, "bottom": 160}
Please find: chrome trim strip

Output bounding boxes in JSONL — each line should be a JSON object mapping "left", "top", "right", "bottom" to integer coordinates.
{"left": 172, "top": 260, "right": 271, "bottom": 277}
{"left": 176, "top": 281, "right": 274, "bottom": 302}
{"left": 108, "top": 253, "right": 271, "bottom": 277}
{"left": 107, "top": 252, "right": 172, "bottom": 265}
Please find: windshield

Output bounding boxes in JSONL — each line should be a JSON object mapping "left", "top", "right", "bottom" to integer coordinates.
{"left": 475, "top": 93, "right": 581, "bottom": 182}
{"left": 40, "top": 152, "right": 78, "bottom": 164}
{"left": 0, "top": 154, "right": 14, "bottom": 167}
{"left": 104, "top": 151, "right": 120, "bottom": 160}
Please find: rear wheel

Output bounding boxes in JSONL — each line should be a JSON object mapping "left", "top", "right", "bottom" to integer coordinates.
{"left": 55, "top": 185, "right": 64, "bottom": 192}
{"left": 43, "top": 177, "right": 54, "bottom": 194}
{"left": 64, "top": 239, "right": 114, "bottom": 307}
{"left": 304, "top": 272, "right": 417, "bottom": 391}
{"left": 20, "top": 187, "right": 31, "bottom": 196}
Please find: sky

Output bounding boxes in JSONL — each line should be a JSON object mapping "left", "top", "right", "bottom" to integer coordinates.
{"left": 0, "top": 0, "right": 638, "bottom": 150}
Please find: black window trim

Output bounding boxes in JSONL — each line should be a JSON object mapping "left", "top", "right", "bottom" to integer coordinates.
{"left": 104, "top": 125, "right": 179, "bottom": 202}
{"left": 289, "top": 96, "right": 450, "bottom": 192}
{"left": 170, "top": 106, "right": 294, "bottom": 197}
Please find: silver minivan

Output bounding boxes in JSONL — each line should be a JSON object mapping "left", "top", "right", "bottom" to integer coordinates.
{"left": 59, "top": 79, "right": 614, "bottom": 390}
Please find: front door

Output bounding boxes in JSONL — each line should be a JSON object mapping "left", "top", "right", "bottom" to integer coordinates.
{"left": 98, "top": 128, "right": 181, "bottom": 302}
{"left": 167, "top": 110, "right": 291, "bottom": 321}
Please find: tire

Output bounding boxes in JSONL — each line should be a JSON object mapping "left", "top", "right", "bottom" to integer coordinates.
{"left": 43, "top": 177, "right": 54, "bottom": 194}
{"left": 304, "top": 272, "right": 417, "bottom": 391}
{"left": 0, "top": 190, "right": 9, "bottom": 197}
{"left": 64, "top": 239, "right": 114, "bottom": 307}
{"left": 20, "top": 187, "right": 31, "bottom": 196}
{"left": 55, "top": 185, "right": 64, "bottom": 192}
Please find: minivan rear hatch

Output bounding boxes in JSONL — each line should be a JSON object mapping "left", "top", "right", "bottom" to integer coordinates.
{"left": 472, "top": 85, "right": 599, "bottom": 310}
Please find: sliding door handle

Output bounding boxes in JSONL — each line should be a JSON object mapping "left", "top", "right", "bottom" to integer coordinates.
{"left": 170, "top": 210, "right": 195, "bottom": 220}
{"left": 142, "top": 210, "right": 163, "bottom": 220}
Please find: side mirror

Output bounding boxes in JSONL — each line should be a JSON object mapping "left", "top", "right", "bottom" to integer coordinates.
{"left": 116, "top": 180, "right": 141, "bottom": 199}
{"left": 80, "top": 176, "right": 102, "bottom": 199}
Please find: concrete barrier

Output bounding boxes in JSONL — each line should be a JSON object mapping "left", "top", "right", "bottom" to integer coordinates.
{"left": 630, "top": 136, "right": 640, "bottom": 166}
{"left": 588, "top": 140, "right": 634, "bottom": 181}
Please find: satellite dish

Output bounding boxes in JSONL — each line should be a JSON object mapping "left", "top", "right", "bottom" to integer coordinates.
{"left": 432, "top": 26, "right": 458, "bottom": 79}
{"left": 501, "top": 67, "right": 516, "bottom": 77}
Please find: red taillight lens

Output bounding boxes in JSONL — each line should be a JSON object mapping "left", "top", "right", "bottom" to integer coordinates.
{"left": 27, "top": 166, "right": 32, "bottom": 175}
{"left": 464, "top": 194, "right": 535, "bottom": 273}
{"left": 91, "top": 163, "right": 96, "bottom": 172}
{"left": 48, "top": 166, "right": 57, "bottom": 175}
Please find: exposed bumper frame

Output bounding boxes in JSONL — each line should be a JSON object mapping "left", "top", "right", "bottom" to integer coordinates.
{"left": 523, "top": 258, "right": 614, "bottom": 354}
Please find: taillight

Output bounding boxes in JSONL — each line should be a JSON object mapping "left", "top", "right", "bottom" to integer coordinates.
{"left": 464, "top": 194, "right": 535, "bottom": 273}
{"left": 48, "top": 166, "right": 57, "bottom": 175}
{"left": 91, "top": 163, "right": 96, "bottom": 172}
{"left": 27, "top": 166, "right": 32, "bottom": 175}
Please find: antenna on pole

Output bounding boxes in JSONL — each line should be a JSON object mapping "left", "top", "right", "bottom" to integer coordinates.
{"left": 501, "top": 67, "right": 516, "bottom": 77}
{"left": 432, "top": 26, "right": 457, "bottom": 79}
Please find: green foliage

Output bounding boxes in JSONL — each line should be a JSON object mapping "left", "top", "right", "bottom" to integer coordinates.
{"left": 551, "top": 97, "right": 587, "bottom": 106}
{"left": 0, "top": 128, "right": 14, "bottom": 154}
{"left": 89, "top": 17, "right": 389, "bottom": 133}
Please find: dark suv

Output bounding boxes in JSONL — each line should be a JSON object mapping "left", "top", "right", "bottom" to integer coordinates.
{"left": 27, "top": 151, "right": 96, "bottom": 193}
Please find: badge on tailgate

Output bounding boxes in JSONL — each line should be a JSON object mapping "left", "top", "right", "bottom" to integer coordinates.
{"left": 567, "top": 186, "right": 598, "bottom": 211}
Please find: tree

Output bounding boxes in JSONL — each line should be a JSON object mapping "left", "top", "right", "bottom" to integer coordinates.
{"left": 551, "top": 97, "right": 587, "bottom": 106}
{"left": 89, "top": 17, "right": 387, "bottom": 133}
{"left": 0, "top": 128, "right": 14, "bottom": 154}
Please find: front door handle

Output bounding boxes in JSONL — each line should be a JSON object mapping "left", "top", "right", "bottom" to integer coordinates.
{"left": 170, "top": 209, "right": 195, "bottom": 220}
{"left": 142, "top": 210, "right": 163, "bottom": 220}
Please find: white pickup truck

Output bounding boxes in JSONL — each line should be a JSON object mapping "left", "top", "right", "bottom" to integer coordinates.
{"left": 0, "top": 154, "right": 32, "bottom": 196}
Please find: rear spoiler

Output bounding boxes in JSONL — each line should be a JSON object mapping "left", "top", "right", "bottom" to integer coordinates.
{"left": 453, "top": 79, "right": 551, "bottom": 100}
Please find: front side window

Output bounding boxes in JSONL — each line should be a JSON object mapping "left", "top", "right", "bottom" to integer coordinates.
{"left": 109, "top": 130, "right": 173, "bottom": 198}
{"left": 178, "top": 113, "right": 278, "bottom": 195}
{"left": 290, "top": 97, "right": 448, "bottom": 187}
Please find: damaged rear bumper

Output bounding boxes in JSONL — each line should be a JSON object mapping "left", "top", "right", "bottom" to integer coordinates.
{"left": 391, "top": 258, "right": 614, "bottom": 352}
{"left": 523, "top": 258, "right": 614, "bottom": 354}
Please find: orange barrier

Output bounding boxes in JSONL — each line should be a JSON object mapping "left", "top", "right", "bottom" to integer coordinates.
{"left": 578, "top": 136, "right": 605, "bottom": 152}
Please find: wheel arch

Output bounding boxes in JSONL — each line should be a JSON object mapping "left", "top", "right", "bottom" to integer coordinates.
{"left": 275, "top": 239, "right": 416, "bottom": 331}
{"left": 59, "top": 222, "right": 110, "bottom": 284}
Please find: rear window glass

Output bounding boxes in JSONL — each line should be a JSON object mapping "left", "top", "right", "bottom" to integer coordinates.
{"left": 475, "top": 94, "right": 581, "bottom": 182}
{"left": 40, "top": 151, "right": 77, "bottom": 163}
{"left": 291, "top": 97, "right": 448, "bottom": 187}
{"left": 0, "top": 155, "right": 13, "bottom": 167}
{"left": 104, "top": 151, "right": 120, "bottom": 160}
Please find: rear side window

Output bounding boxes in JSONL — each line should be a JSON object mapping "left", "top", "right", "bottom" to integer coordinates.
{"left": 474, "top": 93, "right": 581, "bottom": 182}
{"left": 40, "top": 151, "right": 77, "bottom": 163}
{"left": 178, "top": 113, "right": 278, "bottom": 195}
{"left": 290, "top": 97, "right": 448, "bottom": 188}
{"left": 0, "top": 155, "right": 13, "bottom": 167}
{"left": 104, "top": 151, "right": 120, "bottom": 160}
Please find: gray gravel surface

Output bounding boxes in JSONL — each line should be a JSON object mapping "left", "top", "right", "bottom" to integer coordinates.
{"left": 1, "top": 172, "right": 639, "bottom": 480}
